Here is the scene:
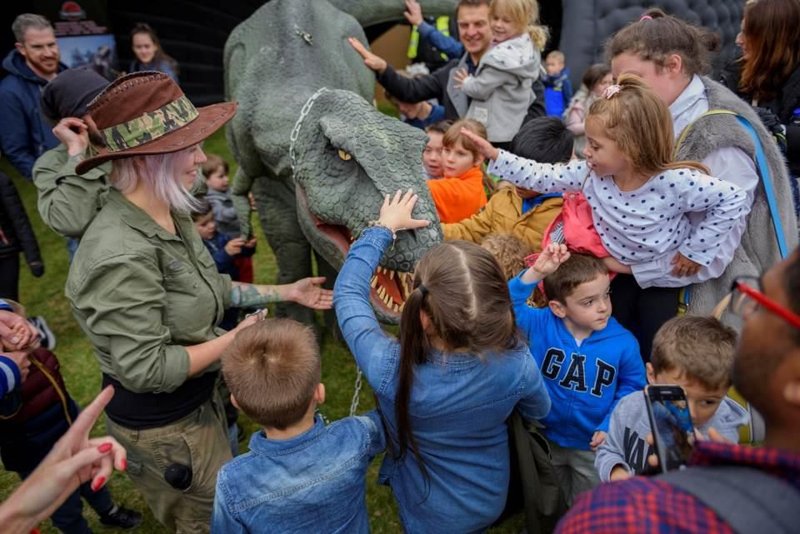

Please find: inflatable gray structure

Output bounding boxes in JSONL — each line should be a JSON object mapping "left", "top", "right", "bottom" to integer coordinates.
{"left": 558, "top": 0, "right": 744, "bottom": 87}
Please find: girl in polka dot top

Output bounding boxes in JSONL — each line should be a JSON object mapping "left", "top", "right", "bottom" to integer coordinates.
{"left": 462, "top": 74, "right": 749, "bottom": 290}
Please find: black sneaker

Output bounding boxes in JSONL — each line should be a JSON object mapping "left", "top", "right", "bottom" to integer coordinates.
{"left": 99, "top": 505, "right": 143, "bottom": 529}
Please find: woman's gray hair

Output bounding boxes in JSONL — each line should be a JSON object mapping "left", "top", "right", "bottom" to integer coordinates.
{"left": 110, "top": 147, "right": 199, "bottom": 214}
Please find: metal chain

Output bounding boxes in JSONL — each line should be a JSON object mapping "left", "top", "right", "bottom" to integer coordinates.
{"left": 349, "top": 366, "right": 364, "bottom": 417}
{"left": 289, "top": 86, "right": 330, "bottom": 172}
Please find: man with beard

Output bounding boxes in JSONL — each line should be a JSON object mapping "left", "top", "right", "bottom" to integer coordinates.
{"left": 0, "top": 14, "right": 66, "bottom": 179}
{"left": 556, "top": 249, "right": 800, "bottom": 532}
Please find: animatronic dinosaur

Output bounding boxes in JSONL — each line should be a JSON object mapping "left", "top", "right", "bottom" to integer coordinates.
{"left": 224, "top": 0, "right": 455, "bottom": 324}
{"left": 289, "top": 88, "right": 442, "bottom": 323}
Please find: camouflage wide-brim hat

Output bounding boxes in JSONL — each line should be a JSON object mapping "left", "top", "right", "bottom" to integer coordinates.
{"left": 75, "top": 71, "right": 236, "bottom": 175}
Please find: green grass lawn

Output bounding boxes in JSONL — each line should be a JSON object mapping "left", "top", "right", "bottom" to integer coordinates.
{"left": 0, "top": 130, "right": 522, "bottom": 533}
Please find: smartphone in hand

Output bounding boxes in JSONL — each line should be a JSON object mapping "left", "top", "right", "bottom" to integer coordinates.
{"left": 644, "top": 385, "right": 695, "bottom": 473}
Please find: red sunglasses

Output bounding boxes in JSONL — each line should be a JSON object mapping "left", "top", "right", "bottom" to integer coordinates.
{"left": 731, "top": 278, "right": 800, "bottom": 330}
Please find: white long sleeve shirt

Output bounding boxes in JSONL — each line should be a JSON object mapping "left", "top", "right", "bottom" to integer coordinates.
{"left": 488, "top": 150, "right": 749, "bottom": 287}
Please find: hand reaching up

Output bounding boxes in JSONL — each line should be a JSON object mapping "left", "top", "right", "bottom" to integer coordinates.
{"left": 348, "top": 37, "right": 388, "bottom": 73}
{"left": 459, "top": 127, "right": 499, "bottom": 161}
{"left": 377, "top": 189, "right": 432, "bottom": 235}
{"left": 404, "top": 0, "right": 424, "bottom": 26}
{"left": 522, "top": 243, "right": 571, "bottom": 283}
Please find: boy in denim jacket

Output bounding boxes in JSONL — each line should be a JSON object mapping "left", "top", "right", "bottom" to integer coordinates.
{"left": 508, "top": 246, "right": 646, "bottom": 504}
{"left": 212, "top": 318, "right": 385, "bottom": 533}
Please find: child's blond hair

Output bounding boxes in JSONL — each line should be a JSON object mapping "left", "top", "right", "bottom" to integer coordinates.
{"left": 587, "top": 74, "right": 709, "bottom": 177}
{"left": 651, "top": 316, "right": 737, "bottom": 391}
{"left": 481, "top": 233, "right": 531, "bottom": 280}
{"left": 545, "top": 49, "right": 565, "bottom": 64}
{"left": 490, "top": 0, "right": 548, "bottom": 50}
{"left": 222, "top": 319, "right": 320, "bottom": 430}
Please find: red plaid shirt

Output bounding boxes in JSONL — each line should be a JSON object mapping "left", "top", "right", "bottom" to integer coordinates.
{"left": 556, "top": 441, "right": 800, "bottom": 533}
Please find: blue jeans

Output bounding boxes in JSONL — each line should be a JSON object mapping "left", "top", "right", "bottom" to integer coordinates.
{"left": 66, "top": 237, "right": 80, "bottom": 263}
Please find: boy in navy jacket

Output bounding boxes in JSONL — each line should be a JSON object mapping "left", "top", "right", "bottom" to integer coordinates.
{"left": 508, "top": 244, "right": 646, "bottom": 504}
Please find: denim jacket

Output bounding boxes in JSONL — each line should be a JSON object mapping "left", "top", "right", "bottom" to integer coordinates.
{"left": 334, "top": 227, "right": 552, "bottom": 533}
{"left": 212, "top": 412, "right": 385, "bottom": 533}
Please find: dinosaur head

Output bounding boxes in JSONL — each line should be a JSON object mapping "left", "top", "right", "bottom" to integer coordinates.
{"left": 290, "top": 88, "right": 442, "bottom": 323}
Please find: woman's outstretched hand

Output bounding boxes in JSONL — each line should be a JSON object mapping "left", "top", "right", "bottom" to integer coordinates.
{"left": 377, "top": 189, "right": 431, "bottom": 234}
{"left": 289, "top": 277, "right": 334, "bottom": 310}
{"left": 460, "top": 128, "right": 499, "bottom": 161}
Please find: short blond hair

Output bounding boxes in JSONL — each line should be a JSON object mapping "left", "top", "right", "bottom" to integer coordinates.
{"left": 651, "top": 316, "right": 737, "bottom": 391}
{"left": 546, "top": 50, "right": 565, "bottom": 63}
{"left": 222, "top": 319, "right": 320, "bottom": 429}
{"left": 481, "top": 233, "right": 531, "bottom": 280}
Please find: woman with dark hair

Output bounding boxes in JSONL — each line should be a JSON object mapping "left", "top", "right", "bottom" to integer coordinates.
{"left": 334, "top": 190, "right": 550, "bottom": 532}
{"left": 605, "top": 7, "right": 798, "bottom": 342}
{"left": 735, "top": 0, "right": 800, "bottom": 180}
{"left": 129, "top": 23, "right": 179, "bottom": 82}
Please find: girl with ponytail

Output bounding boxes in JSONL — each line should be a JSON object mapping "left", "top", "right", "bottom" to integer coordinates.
{"left": 334, "top": 190, "right": 550, "bottom": 533}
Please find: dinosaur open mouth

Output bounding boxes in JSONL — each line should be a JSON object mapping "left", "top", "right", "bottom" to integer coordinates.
{"left": 296, "top": 185, "right": 413, "bottom": 319}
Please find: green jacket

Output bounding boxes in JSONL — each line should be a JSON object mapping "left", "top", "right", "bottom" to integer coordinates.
{"left": 32, "top": 144, "right": 110, "bottom": 238}
{"left": 66, "top": 189, "right": 231, "bottom": 394}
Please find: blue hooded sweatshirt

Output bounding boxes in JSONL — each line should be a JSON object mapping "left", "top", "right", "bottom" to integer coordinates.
{"left": 542, "top": 67, "right": 573, "bottom": 118}
{"left": 0, "top": 50, "right": 65, "bottom": 179}
{"left": 509, "top": 273, "right": 646, "bottom": 450}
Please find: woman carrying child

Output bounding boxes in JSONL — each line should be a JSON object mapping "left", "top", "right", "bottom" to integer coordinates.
{"left": 463, "top": 74, "right": 749, "bottom": 359}
{"left": 607, "top": 8, "right": 798, "bottom": 335}
{"left": 334, "top": 190, "right": 551, "bottom": 532}
{"left": 454, "top": 0, "right": 547, "bottom": 147}
{"left": 427, "top": 119, "right": 492, "bottom": 223}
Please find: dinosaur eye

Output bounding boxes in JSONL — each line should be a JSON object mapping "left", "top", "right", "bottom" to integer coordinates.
{"left": 337, "top": 149, "right": 352, "bottom": 161}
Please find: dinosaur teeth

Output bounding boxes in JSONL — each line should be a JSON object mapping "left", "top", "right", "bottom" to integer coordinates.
{"left": 370, "top": 276, "right": 378, "bottom": 288}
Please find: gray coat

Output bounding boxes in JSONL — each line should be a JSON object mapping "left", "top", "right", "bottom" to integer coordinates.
{"left": 679, "top": 77, "right": 799, "bottom": 321}
{"left": 461, "top": 34, "right": 540, "bottom": 143}
{"left": 206, "top": 188, "right": 240, "bottom": 236}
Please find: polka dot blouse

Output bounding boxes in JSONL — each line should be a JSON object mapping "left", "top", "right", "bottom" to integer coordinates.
{"left": 488, "top": 150, "right": 748, "bottom": 273}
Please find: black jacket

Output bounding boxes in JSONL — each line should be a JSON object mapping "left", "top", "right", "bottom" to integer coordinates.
{"left": 0, "top": 171, "right": 43, "bottom": 276}
{"left": 720, "top": 59, "right": 800, "bottom": 175}
{"left": 377, "top": 57, "right": 546, "bottom": 124}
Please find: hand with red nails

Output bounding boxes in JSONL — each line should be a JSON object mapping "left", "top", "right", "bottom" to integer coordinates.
{"left": 0, "top": 386, "right": 127, "bottom": 532}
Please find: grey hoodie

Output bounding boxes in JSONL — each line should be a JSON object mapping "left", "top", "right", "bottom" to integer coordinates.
{"left": 461, "top": 33, "right": 540, "bottom": 143}
{"left": 594, "top": 390, "right": 749, "bottom": 481}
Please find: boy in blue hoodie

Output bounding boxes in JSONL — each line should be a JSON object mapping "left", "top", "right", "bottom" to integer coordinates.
{"left": 542, "top": 50, "right": 573, "bottom": 118}
{"left": 595, "top": 315, "right": 749, "bottom": 482}
{"left": 508, "top": 244, "right": 646, "bottom": 504}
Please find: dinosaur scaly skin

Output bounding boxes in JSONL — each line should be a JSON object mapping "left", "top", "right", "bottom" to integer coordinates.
{"left": 224, "top": 0, "right": 455, "bottom": 323}
{"left": 290, "top": 88, "right": 442, "bottom": 322}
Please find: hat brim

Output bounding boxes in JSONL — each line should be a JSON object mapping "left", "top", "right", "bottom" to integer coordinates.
{"left": 76, "top": 101, "right": 237, "bottom": 175}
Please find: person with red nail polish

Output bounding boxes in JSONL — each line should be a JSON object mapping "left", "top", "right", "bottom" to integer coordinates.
{"left": 0, "top": 386, "right": 134, "bottom": 533}
{"left": 0, "top": 300, "right": 141, "bottom": 532}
